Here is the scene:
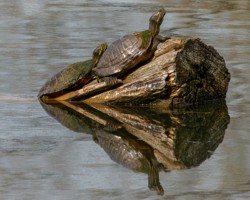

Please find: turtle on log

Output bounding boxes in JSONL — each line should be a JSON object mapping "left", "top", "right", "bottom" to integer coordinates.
{"left": 93, "top": 8, "right": 170, "bottom": 84}
{"left": 38, "top": 43, "right": 107, "bottom": 102}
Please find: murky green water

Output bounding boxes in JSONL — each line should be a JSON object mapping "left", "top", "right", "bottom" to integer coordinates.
{"left": 0, "top": 0, "right": 250, "bottom": 199}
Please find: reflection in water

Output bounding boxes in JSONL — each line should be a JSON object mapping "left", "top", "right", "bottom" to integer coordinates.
{"left": 40, "top": 101, "right": 230, "bottom": 195}
{"left": 0, "top": 0, "right": 249, "bottom": 198}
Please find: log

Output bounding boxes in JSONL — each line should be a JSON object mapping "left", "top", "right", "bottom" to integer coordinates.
{"left": 64, "top": 38, "right": 230, "bottom": 107}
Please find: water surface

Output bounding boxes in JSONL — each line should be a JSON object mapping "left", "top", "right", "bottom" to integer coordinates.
{"left": 0, "top": 0, "right": 250, "bottom": 199}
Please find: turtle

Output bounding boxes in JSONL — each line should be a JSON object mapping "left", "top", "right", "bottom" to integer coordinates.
{"left": 38, "top": 43, "right": 108, "bottom": 101}
{"left": 93, "top": 8, "right": 169, "bottom": 84}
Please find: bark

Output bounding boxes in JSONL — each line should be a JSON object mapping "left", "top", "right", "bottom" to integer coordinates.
{"left": 61, "top": 38, "right": 230, "bottom": 107}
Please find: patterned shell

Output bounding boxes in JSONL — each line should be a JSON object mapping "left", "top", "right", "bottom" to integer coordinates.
{"left": 95, "top": 129, "right": 150, "bottom": 172}
{"left": 95, "top": 30, "right": 152, "bottom": 77}
{"left": 38, "top": 60, "right": 93, "bottom": 98}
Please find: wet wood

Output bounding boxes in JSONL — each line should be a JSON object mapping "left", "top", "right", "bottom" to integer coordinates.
{"left": 52, "top": 38, "right": 230, "bottom": 107}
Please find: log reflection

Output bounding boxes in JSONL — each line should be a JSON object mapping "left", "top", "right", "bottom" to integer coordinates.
{"left": 40, "top": 101, "right": 230, "bottom": 195}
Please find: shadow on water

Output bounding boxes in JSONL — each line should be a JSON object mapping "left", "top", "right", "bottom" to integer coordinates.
{"left": 40, "top": 101, "right": 230, "bottom": 195}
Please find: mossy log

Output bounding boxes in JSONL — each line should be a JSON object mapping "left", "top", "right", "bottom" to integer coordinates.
{"left": 56, "top": 38, "right": 230, "bottom": 107}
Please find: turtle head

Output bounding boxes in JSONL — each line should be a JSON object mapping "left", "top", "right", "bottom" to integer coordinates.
{"left": 92, "top": 42, "right": 108, "bottom": 68}
{"left": 149, "top": 8, "right": 166, "bottom": 37}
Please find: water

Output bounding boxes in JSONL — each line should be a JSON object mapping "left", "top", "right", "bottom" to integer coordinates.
{"left": 0, "top": 0, "right": 250, "bottom": 199}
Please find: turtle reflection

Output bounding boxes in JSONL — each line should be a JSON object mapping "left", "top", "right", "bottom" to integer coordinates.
{"left": 40, "top": 100, "right": 230, "bottom": 195}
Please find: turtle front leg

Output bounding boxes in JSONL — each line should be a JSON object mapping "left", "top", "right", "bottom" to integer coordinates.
{"left": 156, "top": 35, "right": 171, "bottom": 43}
{"left": 97, "top": 76, "right": 100, "bottom": 83}
{"left": 152, "top": 35, "right": 171, "bottom": 50}
{"left": 102, "top": 76, "right": 123, "bottom": 86}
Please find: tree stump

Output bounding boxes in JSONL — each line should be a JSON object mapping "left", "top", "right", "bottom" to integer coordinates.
{"left": 52, "top": 38, "right": 230, "bottom": 107}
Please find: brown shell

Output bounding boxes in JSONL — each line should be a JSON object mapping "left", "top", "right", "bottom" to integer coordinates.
{"left": 94, "top": 31, "right": 152, "bottom": 78}
{"left": 38, "top": 60, "right": 93, "bottom": 98}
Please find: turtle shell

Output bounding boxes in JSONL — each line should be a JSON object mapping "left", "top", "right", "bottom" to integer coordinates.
{"left": 94, "top": 30, "right": 152, "bottom": 78}
{"left": 38, "top": 60, "right": 93, "bottom": 99}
